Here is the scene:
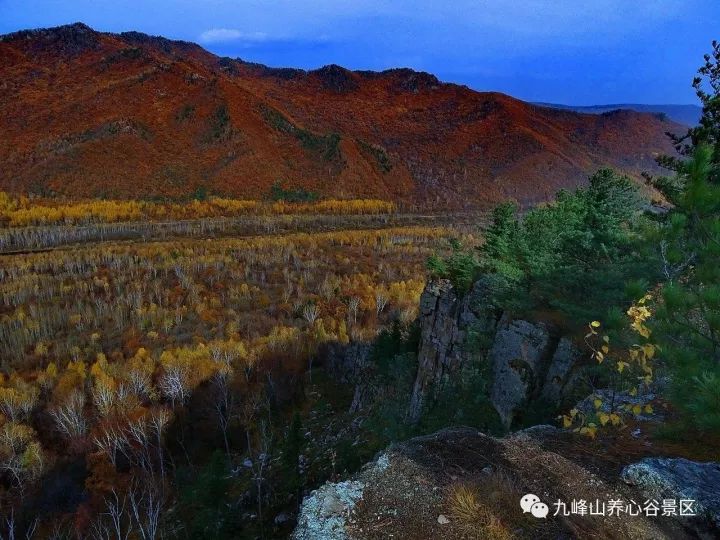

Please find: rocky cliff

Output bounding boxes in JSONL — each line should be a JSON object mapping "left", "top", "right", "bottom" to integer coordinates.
{"left": 293, "top": 278, "right": 720, "bottom": 539}
{"left": 409, "top": 279, "right": 583, "bottom": 428}
{"left": 407, "top": 278, "right": 499, "bottom": 422}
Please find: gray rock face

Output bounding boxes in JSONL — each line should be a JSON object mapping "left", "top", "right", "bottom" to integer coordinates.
{"left": 408, "top": 278, "right": 583, "bottom": 427}
{"left": 292, "top": 480, "right": 366, "bottom": 540}
{"left": 540, "top": 337, "right": 581, "bottom": 404}
{"left": 489, "top": 316, "right": 556, "bottom": 428}
{"left": 575, "top": 387, "right": 660, "bottom": 420}
{"left": 622, "top": 458, "right": 720, "bottom": 530}
{"left": 407, "top": 278, "right": 499, "bottom": 423}
{"left": 293, "top": 454, "right": 390, "bottom": 540}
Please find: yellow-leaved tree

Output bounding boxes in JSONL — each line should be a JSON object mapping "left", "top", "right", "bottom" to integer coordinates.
{"left": 561, "top": 294, "right": 658, "bottom": 438}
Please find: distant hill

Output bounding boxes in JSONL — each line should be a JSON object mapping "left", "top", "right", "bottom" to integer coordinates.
{"left": 533, "top": 102, "right": 702, "bottom": 127}
{"left": 0, "top": 23, "right": 684, "bottom": 207}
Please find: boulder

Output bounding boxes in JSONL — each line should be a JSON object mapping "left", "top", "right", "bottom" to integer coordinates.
{"left": 575, "top": 387, "right": 660, "bottom": 420}
{"left": 293, "top": 480, "right": 366, "bottom": 540}
{"left": 622, "top": 458, "right": 720, "bottom": 530}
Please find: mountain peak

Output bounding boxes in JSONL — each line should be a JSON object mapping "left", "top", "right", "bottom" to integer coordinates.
{"left": 310, "top": 64, "right": 360, "bottom": 92}
{"left": 118, "top": 29, "right": 206, "bottom": 56}
{"left": 0, "top": 22, "right": 99, "bottom": 56}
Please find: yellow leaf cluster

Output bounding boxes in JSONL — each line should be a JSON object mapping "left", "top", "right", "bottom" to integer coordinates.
{"left": 570, "top": 295, "right": 658, "bottom": 437}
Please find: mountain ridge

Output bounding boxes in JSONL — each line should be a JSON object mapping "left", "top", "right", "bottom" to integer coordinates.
{"left": 533, "top": 102, "right": 702, "bottom": 127}
{"left": 0, "top": 23, "right": 683, "bottom": 207}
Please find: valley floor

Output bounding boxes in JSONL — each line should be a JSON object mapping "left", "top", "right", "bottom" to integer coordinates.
{"left": 0, "top": 209, "right": 476, "bottom": 537}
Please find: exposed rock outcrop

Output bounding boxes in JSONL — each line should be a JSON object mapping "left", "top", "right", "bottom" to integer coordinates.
{"left": 293, "top": 427, "right": 700, "bottom": 539}
{"left": 408, "top": 279, "right": 582, "bottom": 427}
{"left": 407, "top": 278, "right": 499, "bottom": 423}
{"left": 575, "top": 387, "right": 661, "bottom": 421}
{"left": 311, "top": 64, "right": 360, "bottom": 93}
{"left": 622, "top": 458, "right": 720, "bottom": 530}
{"left": 489, "top": 316, "right": 556, "bottom": 427}
{"left": 322, "top": 342, "right": 373, "bottom": 383}
{"left": 293, "top": 479, "right": 367, "bottom": 540}
{"left": 541, "top": 337, "right": 582, "bottom": 403}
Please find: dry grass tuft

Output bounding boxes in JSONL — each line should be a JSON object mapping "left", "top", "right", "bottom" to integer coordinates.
{"left": 448, "top": 482, "right": 514, "bottom": 540}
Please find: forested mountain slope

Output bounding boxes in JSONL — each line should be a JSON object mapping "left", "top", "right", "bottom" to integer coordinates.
{"left": 0, "top": 23, "right": 681, "bottom": 206}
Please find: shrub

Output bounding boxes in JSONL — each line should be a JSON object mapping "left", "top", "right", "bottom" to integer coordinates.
{"left": 269, "top": 181, "right": 319, "bottom": 203}
{"left": 261, "top": 106, "right": 341, "bottom": 161}
{"left": 426, "top": 239, "right": 480, "bottom": 296}
{"left": 204, "top": 104, "right": 232, "bottom": 142}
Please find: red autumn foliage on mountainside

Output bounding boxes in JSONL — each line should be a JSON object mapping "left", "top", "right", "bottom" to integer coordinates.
{"left": 0, "top": 23, "right": 681, "bottom": 207}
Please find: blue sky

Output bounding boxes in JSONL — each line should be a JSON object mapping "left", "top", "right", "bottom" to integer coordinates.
{"left": 1, "top": 0, "right": 717, "bottom": 105}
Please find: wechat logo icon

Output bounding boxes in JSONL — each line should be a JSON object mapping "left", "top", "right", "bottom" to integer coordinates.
{"left": 520, "top": 493, "right": 549, "bottom": 518}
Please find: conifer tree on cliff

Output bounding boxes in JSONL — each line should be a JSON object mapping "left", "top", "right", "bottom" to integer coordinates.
{"left": 651, "top": 41, "right": 720, "bottom": 432}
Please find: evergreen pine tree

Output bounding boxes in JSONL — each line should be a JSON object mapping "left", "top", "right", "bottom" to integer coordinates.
{"left": 651, "top": 42, "right": 720, "bottom": 433}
